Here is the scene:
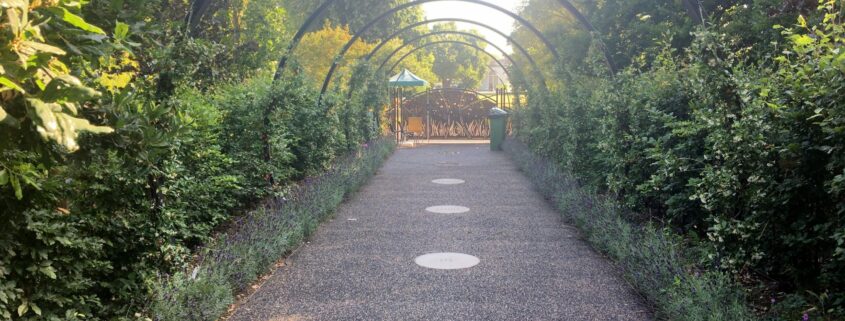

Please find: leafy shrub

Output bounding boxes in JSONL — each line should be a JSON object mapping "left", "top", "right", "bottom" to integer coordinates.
{"left": 504, "top": 139, "right": 753, "bottom": 321}
{"left": 151, "top": 138, "right": 395, "bottom": 321}
{"left": 512, "top": 2, "right": 845, "bottom": 319}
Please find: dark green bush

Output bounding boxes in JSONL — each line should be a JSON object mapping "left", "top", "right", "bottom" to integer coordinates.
{"left": 151, "top": 137, "right": 395, "bottom": 321}
{"left": 512, "top": 2, "right": 845, "bottom": 319}
{"left": 0, "top": 63, "right": 386, "bottom": 319}
{"left": 505, "top": 138, "right": 753, "bottom": 320}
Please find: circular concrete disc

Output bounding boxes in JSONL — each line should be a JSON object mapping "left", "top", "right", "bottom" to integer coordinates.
{"left": 432, "top": 178, "right": 465, "bottom": 185}
{"left": 414, "top": 253, "right": 480, "bottom": 270}
{"left": 425, "top": 205, "right": 470, "bottom": 214}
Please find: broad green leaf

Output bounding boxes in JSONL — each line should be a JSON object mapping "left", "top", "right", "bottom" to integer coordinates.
{"left": 114, "top": 21, "right": 130, "bottom": 41}
{"left": 28, "top": 98, "right": 113, "bottom": 151}
{"left": 791, "top": 34, "right": 814, "bottom": 47}
{"left": 798, "top": 15, "right": 807, "bottom": 28}
{"left": 20, "top": 41, "right": 66, "bottom": 56}
{"left": 17, "top": 301, "right": 27, "bottom": 316}
{"left": 29, "top": 302, "right": 40, "bottom": 316}
{"left": 835, "top": 52, "right": 845, "bottom": 73}
{"left": 27, "top": 99, "right": 59, "bottom": 139}
{"left": 44, "top": 7, "right": 105, "bottom": 34}
{"left": 5, "top": 7, "right": 22, "bottom": 36}
{"left": 39, "top": 267, "right": 56, "bottom": 279}
{"left": 0, "top": 76, "right": 25, "bottom": 93}
{"left": 42, "top": 74, "right": 100, "bottom": 103}
{"left": 0, "top": 169, "right": 8, "bottom": 185}
{"left": 10, "top": 174, "right": 21, "bottom": 200}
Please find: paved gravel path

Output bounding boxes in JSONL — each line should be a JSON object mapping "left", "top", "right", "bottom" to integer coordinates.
{"left": 230, "top": 144, "right": 652, "bottom": 321}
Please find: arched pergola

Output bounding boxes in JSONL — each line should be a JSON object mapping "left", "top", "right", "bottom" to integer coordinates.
{"left": 375, "top": 31, "right": 546, "bottom": 88}
{"left": 261, "top": 0, "right": 708, "bottom": 165}
{"left": 380, "top": 40, "right": 516, "bottom": 85}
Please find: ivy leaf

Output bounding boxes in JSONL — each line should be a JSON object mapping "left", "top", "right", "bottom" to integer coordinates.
{"left": 44, "top": 7, "right": 105, "bottom": 35}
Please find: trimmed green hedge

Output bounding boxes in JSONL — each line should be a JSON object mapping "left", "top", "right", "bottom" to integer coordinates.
{"left": 511, "top": 4, "right": 844, "bottom": 319}
{"left": 0, "top": 66, "right": 387, "bottom": 320}
{"left": 504, "top": 139, "right": 752, "bottom": 321}
{"left": 151, "top": 137, "right": 395, "bottom": 320}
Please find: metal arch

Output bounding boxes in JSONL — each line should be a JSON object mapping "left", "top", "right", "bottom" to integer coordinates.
{"left": 281, "top": 0, "right": 559, "bottom": 83}
{"left": 317, "top": 1, "right": 562, "bottom": 102}
{"left": 551, "top": 0, "right": 615, "bottom": 74}
{"left": 403, "top": 88, "right": 499, "bottom": 105}
{"left": 340, "top": 18, "right": 542, "bottom": 103}
{"left": 275, "top": 0, "right": 705, "bottom": 81}
{"left": 375, "top": 30, "right": 548, "bottom": 89}
{"left": 341, "top": 40, "right": 515, "bottom": 104}
{"left": 365, "top": 18, "right": 548, "bottom": 62}
{"left": 381, "top": 40, "right": 515, "bottom": 84}
{"left": 329, "top": 17, "right": 552, "bottom": 99}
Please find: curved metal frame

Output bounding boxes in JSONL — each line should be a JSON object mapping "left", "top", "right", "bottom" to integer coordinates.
{"left": 274, "top": 0, "right": 620, "bottom": 81}
{"left": 315, "top": 1, "right": 562, "bottom": 102}
{"left": 260, "top": 0, "right": 707, "bottom": 172}
{"left": 376, "top": 31, "right": 540, "bottom": 82}
{"left": 381, "top": 40, "right": 514, "bottom": 82}
{"left": 342, "top": 18, "right": 543, "bottom": 102}
{"left": 329, "top": 17, "right": 553, "bottom": 99}
{"left": 342, "top": 40, "right": 515, "bottom": 106}
{"left": 365, "top": 18, "right": 549, "bottom": 62}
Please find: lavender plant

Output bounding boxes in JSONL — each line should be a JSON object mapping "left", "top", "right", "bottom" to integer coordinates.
{"left": 503, "top": 138, "right": 753, "bottom": 321}
{"left": 151, "top": 138, "right": 395, "bottom": 320}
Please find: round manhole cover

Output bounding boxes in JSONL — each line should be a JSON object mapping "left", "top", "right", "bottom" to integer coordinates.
{"left": 415, "top": 253, "right": 480, "bottom": 270}
{"left": 425, "top": 205, "right": 470, "bottom": 214}
{"left": 432, "top": 178, "right": 465, "bottom": 185}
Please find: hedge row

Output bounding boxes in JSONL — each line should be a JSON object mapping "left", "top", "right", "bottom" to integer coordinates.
{"left": 0, "top": 67, "right": 388, "bottom": 320}
{"left": 512, "top": 5, "right": 844, "bottom": 320}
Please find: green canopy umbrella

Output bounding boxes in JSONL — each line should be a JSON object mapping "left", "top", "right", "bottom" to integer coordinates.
{"left": 388, "top": 69, "right": 428, "bottom": 141}
{"left": 389, "top": 69, "right": 429, "bottom": 87}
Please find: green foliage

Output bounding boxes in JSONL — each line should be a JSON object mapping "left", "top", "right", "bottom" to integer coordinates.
{"left": 505, "top": 139, "right": 753, "bottom": 320}
{"left": 514, "top": 0, "right": 845, "bottom": 319}
{"left": 427, "top": 23, "right": 491, "bottom": 89}
{"left": 0, "top": 1, "right": 389, "bottom": 319}
{"left": 151, "top": 138, "right": 395, "bottom": 321}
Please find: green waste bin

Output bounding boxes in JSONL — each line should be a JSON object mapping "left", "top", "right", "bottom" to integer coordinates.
{"left": 488, "top": 107, "right": 509, "bottom": 151}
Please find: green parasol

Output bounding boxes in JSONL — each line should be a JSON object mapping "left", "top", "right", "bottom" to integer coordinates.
{"left": 389, "top": 69, "right": 429, "bottom": 87}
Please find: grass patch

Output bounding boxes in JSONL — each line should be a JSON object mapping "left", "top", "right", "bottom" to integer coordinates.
{"left": 150, "top": 138, "right": 395, "bottom": 320}
{"left": 503, "top": 138, "right": 754, "bottom": 321}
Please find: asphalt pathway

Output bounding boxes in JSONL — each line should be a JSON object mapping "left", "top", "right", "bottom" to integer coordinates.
{"left": 230, "top": 143, "right": 652, "bottom": 321}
